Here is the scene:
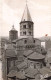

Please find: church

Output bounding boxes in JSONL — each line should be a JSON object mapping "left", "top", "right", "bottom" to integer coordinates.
{"left": 2, "top": 2, "right": 51, "bottom": 80}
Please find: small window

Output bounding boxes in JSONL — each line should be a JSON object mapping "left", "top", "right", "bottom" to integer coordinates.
{"left": 29, "top": 32, "right": 31, "bottom": 35}
{"left": 30, "top": 46, "right": 31, "bottom": 48}
{"left": 34, "top": 65, "right": 36, "bottom": 69}
{"left": 23, "top": 31, "right": 26, "bottom": 35}
{"left": 24, "top": 40, "right": 27, "bottom": 44}
{"left": 29, "top": 25, "right": 31, "bottom": 28}
{"left": 50, "top": 63, "right": 51, "bottom": 65}
{"left": 23, "top": 25, "right": 26, "bottom": 29}
{"left": 41, "top": 64, "right": 42, "bottom": 68}
{"left": 30, "top": 62, "right": 34, "bottom": 68}
{"left": 37, "top": 63, "right": 39, "bottom": 64}
{"left": 34, "top": 40, "right": 35, "bottom": 43}
{"left": 41, "top": 49, "right": 42, "bottom": 51}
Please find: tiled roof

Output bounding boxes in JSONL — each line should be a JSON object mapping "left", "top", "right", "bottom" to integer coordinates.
{"left": 40, "top": 67, "right": 51, "bottom": 78}
{"left": 28, "top": 52, "right": 45, "bottom": 60}
{"left": 25, "top": 73, "right": 35, "bottom": 79}
{"left": 25, "top": 67, "right": 38, "bottom": 79}
{"left": 25, "top": 67, "right": 38, "bottom": 74}
{"left": 5, "top": 43, "right": 17, "bottom": 58}
{"left": 10, "top": 66, "right": 18, "bottom": 71}
{"left": 5, "top": 44, "right": 14, "bottom": 50}
{"left": 47, "top": 57, "right": 51, "bottom": 63}
{"left": 17, "top": 61, "right": 27, "bottom": 70}
{"left": 8, "top": 70, "right": 26, "bottom": 79}
{"left": 23, "top": 50, "right": 33, "bottom": 57}
{"left": 7, "top": 70, "right": 17, "bottom": 77}
{"left": 16, "top": 71, "right": 26, "bottom": 79}
{"left": 6, "top": 49, "right": 17, "bottom": 58}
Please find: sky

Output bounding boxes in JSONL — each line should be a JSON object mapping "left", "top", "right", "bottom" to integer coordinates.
{"left": 0, "top": 0, "right": 51, "bottom": 38}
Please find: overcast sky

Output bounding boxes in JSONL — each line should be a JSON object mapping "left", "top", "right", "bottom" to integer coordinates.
{"left": 0, "top": 0, "right": 51, "bottom": 38}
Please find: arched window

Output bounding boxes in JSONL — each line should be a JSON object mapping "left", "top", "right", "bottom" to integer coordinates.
{"left": 29, "top": 32, "right": 31, "bottom": 35}
{"left": 29, "top": 25, "right": 31, "bottom": 29}
{"left": 23, "top": 31, "right": 26, "bottom": 35}
{"left": 24, "top": 40, "right": 27, "bottom": 44}
{"left": 41, "top": 64, "right": 42, "bottom": 68}
{"left": 30, "top": 62, "right": 34, "bottom": 69}
{"left": 34, "top": 64, "right": 36, "bottom": 69}
{"left": 41, "top": 49, "right": 42, "bottom": 51}
{"left": 23, "top": 25, "right": 26, "bottom": 29}
{"left": 34, "top": 40, "right": 35, "bottom": 43}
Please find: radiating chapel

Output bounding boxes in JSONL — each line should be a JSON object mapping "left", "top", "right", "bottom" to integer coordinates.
{"left": 2, "top": 2, "right": 51, "bottom": 80}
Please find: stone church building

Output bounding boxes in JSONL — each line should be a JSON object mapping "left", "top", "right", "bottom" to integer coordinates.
{"left": 2, "top": 3, "right": 51, "bottom": 80}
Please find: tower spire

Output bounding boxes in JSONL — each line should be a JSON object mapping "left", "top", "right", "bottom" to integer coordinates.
{"left": 21, "top": 0, "right": 32, "bottom": 22}
{"left": 26, "top": 0, "right": 27, "bottom": 5}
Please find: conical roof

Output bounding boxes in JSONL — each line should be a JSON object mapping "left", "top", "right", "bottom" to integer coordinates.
{"left": 28, "top": 52, "right": 45, "bottom": 60}
{"left": 21, "top": 4, "right": 32, "bottom": 22}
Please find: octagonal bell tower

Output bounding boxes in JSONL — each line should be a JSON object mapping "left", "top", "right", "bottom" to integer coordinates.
{"left": 20, "top": 3, "right": 34, "bottom": 38}
{"left": 9, "top": 25, "right": 18, "bottom": 41}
